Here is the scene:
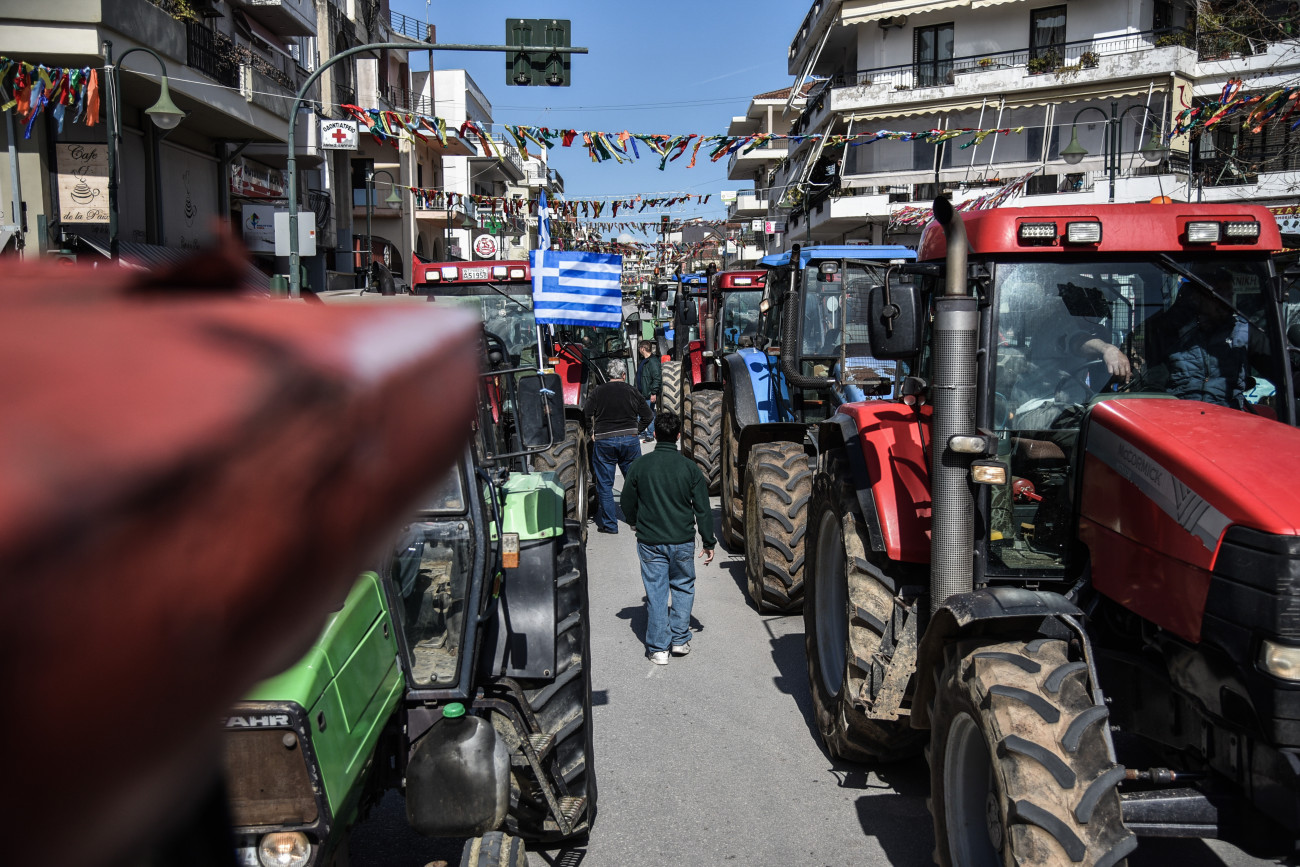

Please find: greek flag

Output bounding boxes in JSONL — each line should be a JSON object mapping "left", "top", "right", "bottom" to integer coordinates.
{"left": 531, "top": 251, "right": 623, "bottom": 328}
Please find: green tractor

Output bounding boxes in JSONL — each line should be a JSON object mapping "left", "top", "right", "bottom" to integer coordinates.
{"left": 221, "top": 328, "right": 596, "bottom": 867}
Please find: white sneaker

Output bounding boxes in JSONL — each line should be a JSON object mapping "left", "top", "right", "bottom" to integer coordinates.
{"left": 648, "top": 651, "right": 669, "bottom": 665}
{"left": 671, "top": 643, "right": 691, "bottom": 656}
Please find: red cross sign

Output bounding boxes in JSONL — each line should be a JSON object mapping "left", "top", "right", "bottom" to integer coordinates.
{"left": 331, "top": 128, "right": 349, "bottom": 143}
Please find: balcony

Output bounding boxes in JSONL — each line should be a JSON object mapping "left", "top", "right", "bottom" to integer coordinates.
{"left": 728, "top": 191, "right": 769, "bottom": 219}
{"left": 390, "top": 9, "right": 433, "bottom": 43}
{"left": 474, "top": 136, "right": 525, "bottom": 181}
{"left": 727, "top": 139, "right": 788, "bottom": 180}
{"left": 788, "top": 0, "right": 833, "bottom": 74}
{"left": 239, "top": 0, "right": 315, "bottom": 38}
{"left": 826, "top": 29, "right": 1194, "bottom": 116}
{"left": 382, "top": 86, "right": 431, "bottom": 114}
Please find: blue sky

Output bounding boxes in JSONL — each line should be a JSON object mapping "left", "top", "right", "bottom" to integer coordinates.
{"left": 394, "top": 0, "right": 807, "bottom": 233}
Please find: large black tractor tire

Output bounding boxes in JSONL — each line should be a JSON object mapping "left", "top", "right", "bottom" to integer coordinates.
{"left": 680, "top": 393, "right": 694, "bottom": 460}
{"left": 531, "top": 419, "right": 589, "bottom": 532}
{"left": 743, "top": 442, "right": 812, "bottom": 613}
{"left": 804, "top": 449, "right": 925, "bottom": 762}
{"left": 929, "top": 637, "right": 1135, "bottom": 867}
{"left": 502, "top": 523, "right": 597, "bottom": 843}
{"left": 687, "top": 390, "right": 722, "bottom": 495}
{"left": 661, "top": 360, "right": 683, "bottom": 419}
{"left": 460, "top": 832, "right": 528, "bottom": 867}
{"left": 719, "top": 393, "right": 744, "bottom": 551}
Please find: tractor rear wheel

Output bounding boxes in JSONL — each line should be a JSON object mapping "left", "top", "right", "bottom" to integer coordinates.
{"left": 460, "top": 832, "right": 528, "bottom": 867}
{"left": 805, "top": 448, "right": 924, "bottom": 761}
{"left": 743, "top": 442, "right": 811, "bottom": 613}
{"left": 719, "top": 393, "right": 743, "bottom": 551}
{"left": 661, "top": 360, "right": 683, "bottom": 419}
{"left": 687, "top": 390, "right": 722, "bottom": 495}
{"left": 680, "top": 393, "right": 694, "bottom": 460}
{"left": 929, "top": 637, "right": 1135, "bottom": 867}
{"left": 501, "top": 522, "right": 597, "bottom": 843}
{"left": 531, "top": 419, "right": 589, "bottom": 534}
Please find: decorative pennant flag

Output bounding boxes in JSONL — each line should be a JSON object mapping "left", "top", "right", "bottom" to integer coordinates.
{"left": 530, "top": 251, "right": 623, "bottom": 328}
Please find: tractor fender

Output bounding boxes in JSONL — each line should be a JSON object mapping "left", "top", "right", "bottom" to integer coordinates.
{"left": 911, "top": 587, "right": 1086, "bottom": 730}
{"left": 722, "top": 352, "right": 761, "bottom": 428}
{"left": 724, "top": 348, "right": 788, "bottom": 424}
{"left": 812, "top": 415, "right": 887, "bottom": 553}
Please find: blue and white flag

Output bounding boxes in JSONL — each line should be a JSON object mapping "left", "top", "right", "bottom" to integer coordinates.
{"left": 530, "top": 251, "right": 623, "bottom": 328}
{"left": 537, "top": 189, "right": 551, "bottom": 250}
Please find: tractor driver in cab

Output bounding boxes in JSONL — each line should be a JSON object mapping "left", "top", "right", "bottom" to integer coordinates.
{"left": 1138, "top": 268, "right": 1272, "bottom": 410}
{"left": 1002, "top": 279, "right": 1132, "bottom": 431}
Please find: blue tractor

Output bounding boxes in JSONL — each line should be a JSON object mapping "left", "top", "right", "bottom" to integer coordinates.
{"left": 719, "top": 244, "right": 916, "bottom": 612}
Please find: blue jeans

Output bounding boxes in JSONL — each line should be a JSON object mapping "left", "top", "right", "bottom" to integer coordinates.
{"left": 593, "top": 435, "right": 641, "bottom": 532}
{"left": 637, "top": 542, "right": 696, "bottom": 653}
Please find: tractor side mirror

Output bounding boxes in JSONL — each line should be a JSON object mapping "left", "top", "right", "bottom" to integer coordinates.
{"left": 604, "top": 336, "right": 626, "bottom": 355}
{"left": 655, "top": 286, "right": 668, "bottom": 302}
{"left": 516, "top": 372, "right": 565, "bottom": 450}
{"left": 866, "top": 269, "right": 923, "bottom": 359}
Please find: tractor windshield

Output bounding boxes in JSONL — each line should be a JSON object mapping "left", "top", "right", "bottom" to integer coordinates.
{"left": 988, "top": 257, "right": 1285, "bottom": 575}
{"left": 389, "top": 467, "right": 476, "bottom": 687}
{"left": 801, "top": 263, "right": 889, "bottom": 356}
{"left": 720, "top": 290, "right": 762, "bottom": 351}
{"left": 435, "top": 285, "right": 538, "bottom": 365}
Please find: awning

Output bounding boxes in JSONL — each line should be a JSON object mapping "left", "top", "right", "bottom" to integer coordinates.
{"left": 74, "top": 236, "right": 273, "bottom": 293}
{"left": 971, "top": 0, "right": 1027, "bottom": 7}
{"left": 841, "top": 0, "right": 969, "bottom": 24}
{"left": 848, "top": 99, "right": 989, "bottom": 122}
{"left": 1003, "top": 83, "right": 1164, "bottom": 109}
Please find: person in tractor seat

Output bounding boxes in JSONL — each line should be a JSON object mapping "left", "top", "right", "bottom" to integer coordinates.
{"left": 1008, "top": 286, "right": 1131, "bottom": 431}
{"left": 1139, "top": 269, "right": 1271, "bottom": 410}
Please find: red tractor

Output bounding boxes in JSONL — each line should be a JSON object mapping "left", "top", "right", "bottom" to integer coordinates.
{"left": 804, "top": 199, "right": 1300, "bottom": 863}
{"left": 679, "top": 268, "right": 766, "bottom": 493}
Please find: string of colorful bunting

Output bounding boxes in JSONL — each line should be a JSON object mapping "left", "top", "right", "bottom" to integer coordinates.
{"left": 0, "top": 57, "right": 101, "bottom": 139}
{"left": 1169, "top": 78, "right": 1300, "bottom": 136}
{"left": 888, "top": 168, "right": 1039, "bottom": 229}
{"left": 403, "top": 184, "right": 712, "bottom": 218}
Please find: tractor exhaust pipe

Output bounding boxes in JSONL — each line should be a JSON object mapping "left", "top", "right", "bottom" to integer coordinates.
{"left": 929, "top": 197, "right": 978, "bottom": 613}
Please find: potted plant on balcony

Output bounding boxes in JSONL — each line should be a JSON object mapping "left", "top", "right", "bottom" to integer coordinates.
{"left": 977, "top": 57, "right": 996, "bottom": 68}
{"left": 1080, "top": 50, "right": 1100, "bottom": 68}
{"left": 1027, "top": 47, "right": 1062, "bottom": 74}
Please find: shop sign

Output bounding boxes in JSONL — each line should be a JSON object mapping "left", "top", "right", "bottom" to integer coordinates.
{"left": 320, "top": 120, "right": 358, "bottom": 151}
{"left": 55, "top": 143, "right": 108, "bottom": 224}
{"left": 242, "top": 205, "right": 278, "bottom": 253}
{"left": 473, "top": 234, "right": 499, "bottom": 259}
{"left": 231, "top": 161, "right": 285, "bottom": 199}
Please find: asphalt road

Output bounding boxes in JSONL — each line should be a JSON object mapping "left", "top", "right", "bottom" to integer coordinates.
{"left": 351, "top": 441, "right": 1283, "bottom": 867}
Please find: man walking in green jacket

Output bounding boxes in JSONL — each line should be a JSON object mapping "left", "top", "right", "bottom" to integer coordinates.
{"left": 621, "top": 410, "right": 715, "bottom": 664}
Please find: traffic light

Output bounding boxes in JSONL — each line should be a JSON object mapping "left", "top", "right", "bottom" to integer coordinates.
{"left": 506, "top": 19, "right": 571, "bottom": 86}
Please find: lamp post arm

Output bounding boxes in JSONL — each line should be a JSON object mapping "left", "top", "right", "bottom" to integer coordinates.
{"left": 104, "top": 42, "right": 172, "bottom": 261}
{"left": 287, "top": 40, "right": 588, "bottom": 298}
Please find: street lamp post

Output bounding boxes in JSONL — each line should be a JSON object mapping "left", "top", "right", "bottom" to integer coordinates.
{"left": 363, "top": 166, "right": 402, "bottom": 290}
{"left": 103, "top": 40, "right": 186, "bottom": 260}
{"left": 1060, "top": 103, "right": 1170, "bottom": 202}
{"left": 285, "top": 39, "right": 588, "bottom": 298}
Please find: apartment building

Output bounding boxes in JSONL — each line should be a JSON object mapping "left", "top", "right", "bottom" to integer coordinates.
{"left": 0, "top": 0, "right": 320, "bottom": 281}
{"left": 725, "top": 83, "right": 812, "bottom": 263}
{"left": 771, "top": 0, "right": 1300, "bottom": 248}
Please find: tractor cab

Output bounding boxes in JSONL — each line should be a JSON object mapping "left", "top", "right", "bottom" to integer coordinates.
{"left": 412, "top": 260, "right": 539, "bottom": 367}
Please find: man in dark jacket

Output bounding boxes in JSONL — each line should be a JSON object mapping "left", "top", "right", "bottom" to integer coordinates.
{"left": 621, "top": 410, "right": 715, "bottom": 664}
{"left": 585, "top": 358, "right": 652, "bottom": 534}
{"left": 635, "top": 342, "right": 662, "bottom": 442}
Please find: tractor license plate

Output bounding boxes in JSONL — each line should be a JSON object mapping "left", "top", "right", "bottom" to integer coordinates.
{"left": 462, "top": 267, "right": 489, "bottom": 280}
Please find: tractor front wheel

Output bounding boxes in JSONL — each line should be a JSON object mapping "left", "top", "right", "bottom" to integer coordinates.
{"left": 687, "top": 390, "right": 722, "bottom": 495}
{"left": 805, "top": 449, "right": 924, "bottom": 761}
{"left": 743, "top": 442, "right": 811, "bottom": 613}
{"left": 929, "top": 637, "right": 1135, "bottom": 867}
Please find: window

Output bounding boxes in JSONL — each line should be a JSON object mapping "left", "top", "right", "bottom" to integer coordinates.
{"left": 1029, "top": 6, "right": 1067, "bottom": 61}
{"left": 914, "top": 23, "right": 955, "bottom": 88}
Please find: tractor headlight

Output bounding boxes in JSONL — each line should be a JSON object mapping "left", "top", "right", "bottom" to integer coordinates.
{"left": 258, "top": 832, "right": 310, "bottom": 867}
{"left": 1260, "top": 640, "right": 1300, "bottom": 681}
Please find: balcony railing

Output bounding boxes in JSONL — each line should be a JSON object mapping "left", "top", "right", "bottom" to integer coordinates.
{"left": 390, "top": 9, "right": 433, "bottom": 43}
{"left": 186, "top": 23, "right": 240, "bottom": 88}
{"left": 383, "top": 86, "right": 431, "bottom": 114}
{"left": 828, "top": 28, "right": 1182, "bottom": 97}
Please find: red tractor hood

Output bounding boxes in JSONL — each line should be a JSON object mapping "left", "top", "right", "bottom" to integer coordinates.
{"left": 1086, "top": 399, "right": 1300, "bottom": 546}
{"left": 1080, "top": 398, "right": 1300, "bottom": 640}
